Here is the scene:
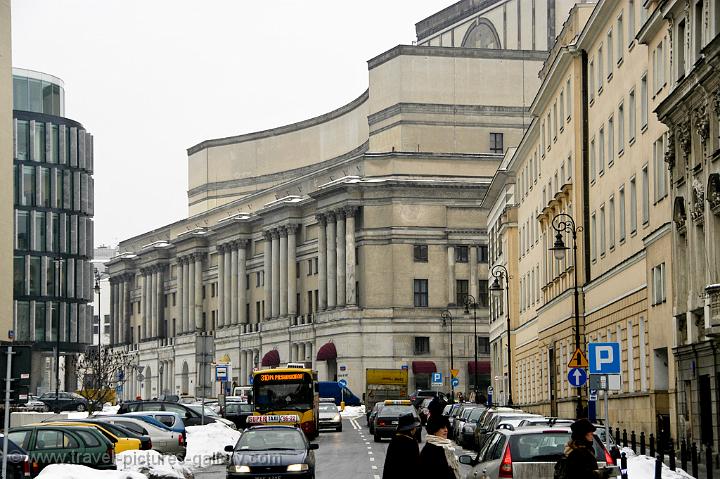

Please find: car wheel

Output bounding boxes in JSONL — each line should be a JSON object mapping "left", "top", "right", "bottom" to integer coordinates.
{"left": 374, "top": 432, "right": 381, "bottom": 442}
{"left": 336, "top": 425, "right": 342, "bottom": 432}
{"left": 76, "top": 403, "right": 86, "bottom": 412}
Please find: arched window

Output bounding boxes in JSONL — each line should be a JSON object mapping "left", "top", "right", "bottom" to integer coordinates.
{"left": 462, "top": 19, "right": 501, "bottom": 49}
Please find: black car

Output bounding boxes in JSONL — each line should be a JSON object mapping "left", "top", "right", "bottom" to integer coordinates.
{"left": 225, "top": 425, "right": 318, "bottom": 478}
{"left": 373, "top": 400, "right": 422, "bottom": 443}
{"left": 223, "top": 403, "right": 254, "bottom": 429}
{"left": 117, "top": 401, "right": 218, "bottom": 426}
{"left": 38, "top": 391, "right": 89, "bottom": 412}
{"left": 0, "top": 435, "right": 30, "bottom": 479}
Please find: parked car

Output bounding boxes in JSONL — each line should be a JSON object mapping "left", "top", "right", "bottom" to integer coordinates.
{"left": 458, "top": 406, "right": 486, "bottom": 448}
{"left": 92, "top": 415, "right": 186, "bottom": 458}
{"left": 317, "top": 381, "right": 361, "bottom": 406}
{"left": 37, "top": 391, "right": 89, "bottom": 412}
{"left": 409, "top": 389, "right": 439, "bottom": 408}
{"left": 222, "top": 402, "right": 254, "bottom": 430}
{"left": 225, "top": 425, "right": 318, "bottom": 478}
{"left": 367, "top": 402, "right": 384, "bottom": 434}
{"left": 459, "top": 426, "right": 616, "bottom": 479}
{"left": 318, "top": 402, "right": 342, "bottom": 432}
{"left": 123, "top": 411, "right": 187, "bottom": 436}
{"left": 472, "top": 407, "right": 519, "bottom": 450}
{"left": 8, "top": 425, "right": 116, "bottom": 474}
{"left": 117, "top": 400, "right": 218, "bottom": 426}
{"left": 35, "top": 421, "right": 142, "bottom": 453}
{"left": 486, "top": 412, "right": 543, "bottom": 432}
{"left": 0, "top": 435, "right": 31, "bottom": 479}
{"left": 516, "top": 417, "right": 574, "bottom": 428}
{"left": 452, "top": 405, "right": 481, "bottom": 442}
{"left": 23, "top": 395, "right": 48, "bottom": 413}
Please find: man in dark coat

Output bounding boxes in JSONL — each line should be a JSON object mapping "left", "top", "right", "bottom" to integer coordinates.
{"left": 564, "top": 418, "right": 611, "bottom": 479}
{"left": 382, "top": 413, "right": 421, "bottom": 479}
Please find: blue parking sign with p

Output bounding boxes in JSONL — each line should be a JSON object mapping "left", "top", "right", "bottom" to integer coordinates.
{"left": 588, "top": 342, "right": 621, "bottom": 374}
{"left": 431, "top": 372, "right": 442, "bottom": 385}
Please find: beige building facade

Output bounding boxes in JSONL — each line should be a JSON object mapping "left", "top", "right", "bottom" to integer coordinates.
{"left": 0, "top": 0, "right": 14, "bottom": 340}
{"left": 485, "top": 0, "right": 678, "bottom": 438}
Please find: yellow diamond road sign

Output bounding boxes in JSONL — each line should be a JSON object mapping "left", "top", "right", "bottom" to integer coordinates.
{"left": 568, "top": 348, "right": 589, "bottom": 368}
{"left": 451, "top": 369, "right": 459, "bottom": 378}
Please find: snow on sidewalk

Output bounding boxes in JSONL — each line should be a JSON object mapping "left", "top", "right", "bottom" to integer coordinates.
{"left": 340, "top": 405, "right": 365, "bottom": 417}
{"left": 183, "top": 421, "right": 241, "bottom": 469}
{"left": 622, "top": 448, "right": 695, "bottom": 479}
{"left": 37, "top": 464, "right": 146, "bottom": 479}
{"left": 116, "top": 450, "right": 193, "bottom": 478}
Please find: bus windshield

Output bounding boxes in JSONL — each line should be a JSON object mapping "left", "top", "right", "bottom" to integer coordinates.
{"left": 254, "top": 374, "right": 313, "bottom": 413}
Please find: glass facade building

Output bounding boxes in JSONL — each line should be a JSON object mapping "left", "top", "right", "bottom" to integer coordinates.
{"left": 12, "top": 68, "right": 94, "bottom": 353}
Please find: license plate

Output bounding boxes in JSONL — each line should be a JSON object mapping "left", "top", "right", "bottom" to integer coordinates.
{"left": 391, "top": 421, "right": 398, "bottom": 425}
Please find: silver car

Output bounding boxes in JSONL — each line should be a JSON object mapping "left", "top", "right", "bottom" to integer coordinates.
{"left": 318, "top": 402, "right": 342, "bottom": 432}
{"left": 94, "top": 415, "right": 186, "bottom": 458}
{"left": 459, "top": 426, "right": 615, "bottom": 479}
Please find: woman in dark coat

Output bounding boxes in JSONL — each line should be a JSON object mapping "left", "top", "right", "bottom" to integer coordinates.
{"left": 564, "top": 418, "right": 611, "bottom": 479}
{"left": 419, "top": 416, "right": 461, "bottom": 479}
{"left": 382, "top": 413, "right": 421, "bottom": 479}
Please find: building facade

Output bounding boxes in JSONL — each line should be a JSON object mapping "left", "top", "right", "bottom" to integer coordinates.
{"left": 1, "top": 0, "right": 14, "bottom": 342}
{"left": 107, "top": 0, "right": 578, "bottom": 401}
{"left": 656, "top": 0, "right": 720, "bottom": 453}
{"left": 12, "top": 68, "right": 95, "bottom": 393}
{"left": 485, "top": 0, "right": 679, "bottom": 438}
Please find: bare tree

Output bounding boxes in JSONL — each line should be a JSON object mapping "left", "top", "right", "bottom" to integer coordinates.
{"left": 76, "top": 347, "right": 133, "bottom": 412}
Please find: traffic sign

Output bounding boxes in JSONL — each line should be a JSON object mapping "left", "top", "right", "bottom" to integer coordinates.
{"left": 567, "top": 348, "right": 589, "bottom": 368}
{"left": 137, "top": 373, "right": 145, "bottom": 382}
{"left": 567, "top": 367, "right": 588, "bottom": 387}
{"left": 450, "top": 369, "right": 459, "bottom": 378}
{"left": 589, "top": 389, "right": 598, "bottom": 401}
{"left": 588, "top": 342, "right": 621, "bottom": 374}
{"left": 338, "top": 379, "right": 347, "bottom": 388}
{"left": 451, "top": 378, "right": 459, "bottom": 388}
{"left": 431, "top": 372, "right": 442, "bottom": 386}
{"left": 249, "top": 376, "right": 254, "bottom": 385}
{"left": 215, "top": 364, "right": 229, "bottom": 382}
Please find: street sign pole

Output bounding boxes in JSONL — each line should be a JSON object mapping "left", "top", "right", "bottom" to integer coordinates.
{"left": 604, "top": 388, "right": 609, "bottom": 447}
{"left": 2, "top": 346, "right": 13, "bottom": 479}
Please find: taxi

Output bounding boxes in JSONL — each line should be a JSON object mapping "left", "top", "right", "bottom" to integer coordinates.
{"left": 372, "top": 400, "right": 422, "bottom": 443}
{"left": 31, "top": 421, "right": 141, "bottom": 453}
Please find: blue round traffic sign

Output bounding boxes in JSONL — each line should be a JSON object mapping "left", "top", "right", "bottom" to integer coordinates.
{"left": 451, "top": 378, "right": 459, "bottom": 388}
{"left": 567, "top": 368, "right": 588, "bottom": 387}
{"left": 338, "top": 379, "right": 347, "bottom": 388}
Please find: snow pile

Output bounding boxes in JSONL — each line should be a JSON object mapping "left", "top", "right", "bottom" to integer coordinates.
{"left": 103, "top": 403, "right": 120, "bottom": 414}
{"left": 183, "top": 421, "right": 241, "bottom": 469}
{"left": 622, "top": 448, "right": 694, "bottom": 479}
{"left": 340, "top": 405, "right": 365, "bottom": 417}
{"left": 116, "top": 450, "right": 193, "bottom": 479}
{"left": 67, "top": 411, "right": 90, "bottom": 420}
{"left": 37, "top": 463, "right": 146, "bottom": 479}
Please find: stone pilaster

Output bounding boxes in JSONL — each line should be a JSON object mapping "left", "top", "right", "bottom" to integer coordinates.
{"left": 326, "top": 211, "right": 337, "bottom": 309}
{"left": 183, "top": 257, "right": 190, "bottom": 332}
{"left": 187, "top": 258, "right": 195, "bottom": 332}
{"left": 238, "top": 241, "right": 248, "bottom": 324}
{"left": 217, "top": 246, "right": 225, "bottom": 327}
{"left": 176, "top": 258, "right": 184, "bottom": 335}
{"left": 231, "top": 244, "right": 239, "bottom": 325}
{"left": 194, "top": 254, "right": 204, "bottom": 331}
{"left": 448, "top": 245, "right": 456, "bottom": 305}
{"left": 223, "top": 244, "right": 232, "bottom": 327}
{"left": 470, "top": 245, "right": 478, "bottom": 302}
{"left": 316, "top": 214, "right": 327, "bottom": 311}
{"left": 336, "top": 210, "right": 346, "bottom": 307}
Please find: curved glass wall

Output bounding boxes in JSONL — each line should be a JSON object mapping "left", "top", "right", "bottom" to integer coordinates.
{"left": 12, "top": 69, "right": 65, "bottom": 116}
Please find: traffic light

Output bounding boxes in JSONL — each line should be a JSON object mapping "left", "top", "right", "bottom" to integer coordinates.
{"left": 0, "top": 345, "right": 32, "bottom": 403}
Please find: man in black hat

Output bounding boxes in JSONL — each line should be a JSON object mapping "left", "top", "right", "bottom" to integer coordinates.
{"left": 563, "top": 418, "right": 611, "bottom": 479}
{"left": 382, "top": 412, "right": 421, "bottom": 479}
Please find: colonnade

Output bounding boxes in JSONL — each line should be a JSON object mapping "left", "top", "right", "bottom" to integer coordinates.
{"left": 110, "top": 273, "right": 132, "bottom": 345}
{"left": 315, "top": 206, "right": 358, "bottom": 310}
{"left": 176, "top": 253, "right": 205, "bottom": 334}
{"left": 139, "top": 265, "right": 166, "bottom": 339}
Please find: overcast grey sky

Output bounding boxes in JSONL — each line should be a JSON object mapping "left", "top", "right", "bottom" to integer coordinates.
{"left": 11, "top": 0, "right": 450, "bottom": 247}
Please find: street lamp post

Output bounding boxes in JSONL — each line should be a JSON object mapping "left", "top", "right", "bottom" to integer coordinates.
{"left": 488, "top": 265, "right": 512, "bottom": 406}
{"left": 548, "top": 212, "right": 583, "bottom": 419}
{"left": 441, "top": 310, "right": 454, "bottom": 403}
{"left": 94, "top": 270, "right": 102, "bottom": 396}
{"left": 463, "top": 295, "right": 479, "bottom": 403}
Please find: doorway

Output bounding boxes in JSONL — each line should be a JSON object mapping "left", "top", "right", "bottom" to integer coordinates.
{"left": 548, "top": 348, "right": 557, "bottom": 417}
{"left": 699, "top": 375, "right": 713, "bottom": 446}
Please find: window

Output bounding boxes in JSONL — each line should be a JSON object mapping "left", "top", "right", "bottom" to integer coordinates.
{"left": 617, "top": 15, "right": 624, "bottom": 63}
{"left": 618, "top": 103, "right": 625, "bottom": 153}
{"left": 566, "top": 78, "right": 572, "bottom": 119}
{"left": 619, "top": 186, "right": 626, "bottom": 241}
{"left": 490, "top": 133, "right": 504, "bottom": 154}
{"left": 600, "top": 205, "right": 606, "bottom": 256}
{"left": 630, "top": 176, "right": 638, "bottom": 233}
{"left": 477, "top": 337, "right": 490, "bottom": 354}
{"left": 33, "top": 123, "right": 45, "bottom": 162}
{"left": 479, "top": 245, "right": 489, "bottom": 263}
{"left": 608, "top": 116, "right": 615, "bottom": 166}
{"left": 479, "top": 279, "right": 489, "bottom": 307}
{"left": 598, "top": 45, "right": 604, "bottom": 90}
{"left": 307, "top": 259, "right": 313, "bottom": 276}
{"left": 655, "top": 40, "right": 665, "bottom": 92}
{"left": 654, "top": 136, "right": 667, "bottom": 200}
{"left": 591, "top": 213, "right": 597, "bottom": 261}
{"left": 16, "top": 211, "right": 29, "bottom": 250}
{"left": 413, "top": 279, "right": 428, "bottom": 307}
{"left": 16, "top": 120, "right": 29, "bottom": 162}
{"left": 641, "top": 74, "right": 648, "bottom": 128}
{"left": 642, "top": 165, "right": 649, "bottom": 224}
{"left": 21, "top": 166, "right": 35, "bottom": 206}
{"left": 607, "top": 30, "right": 614, "bottom": 76}
{"left": 560, "top": 91, "right": 565, "bottom": 127}
{"left": 589, "top": 60, "right": 595, "bottom": 102}
{"left": 35, "top": 430, "right": 78, "bottom": 450}
{"left": 314, "top": 258, "right": 319, "bottom": 274}
{"left": 629, "top": 89, "right": 636, "bottom": 143}
{"left": 413, "top": 245, "right": 428, "bottom": 262}
{"left": 652, "top": 263, "right": 666, "bottom": 305}
{"left": 628, "top": 0, "right": 635, "bottom": 40}
{"left": 678, "top": 20, "right": 686, "bottom": 78}
{"left": 553, "top": 102, "right": 558, "bottom": 140}
{"left": 455, "top": 246, "right": 468, "bottom": 263}
{"left": 414, "top": 337, "right": 430, "bottom": 355}
{"left": 609, "top": 196, "right": 616, "bottom": 249}
{"left": 456, "top": 280, "right": 469, "bottom": 306}
{"left": 695, "top": 0, "right": 704, "bottom": 58}
{"left": 590, "top": 138, "right": 596, "bottom": 180}
{"left": 599, "top": 127, "right": 605, "bottom": 174}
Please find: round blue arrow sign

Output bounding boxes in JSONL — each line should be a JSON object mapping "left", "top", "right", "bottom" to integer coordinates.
{"left": 338, "top": 379, "right": 348, "bottom": 388}
{"left": 567, "top": 368, "right": 588, "bottom": 387}
{"left": 451, "top": 378, "right": 459, "bottom": 387}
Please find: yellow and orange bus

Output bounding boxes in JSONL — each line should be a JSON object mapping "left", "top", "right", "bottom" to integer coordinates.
{"left": 250, "top": 367, "right": 319, "bottom": 438}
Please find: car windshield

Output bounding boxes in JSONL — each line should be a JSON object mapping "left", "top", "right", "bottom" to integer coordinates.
{"left": 379, "top": 406, "right": 414, "bottom": 416}
{"left": 187, "top": 405, "right": 219, "bottom": 417}
{"left": 468, "top": 409, "right": 484, "bottom": 421}
{"left": 236, "top": 429, "right": 306, "bottom": 451}
{"left": 508, "top": 432, "right": 606, "bottom": 462}
{"left": 319, "top": 404, "right": 338, "bottom": 413}
{"left": 255, "top": 381, "right": 312, "bottom": 413}
{"left": 226, "top": 404, "right": 254, "bottom": 414}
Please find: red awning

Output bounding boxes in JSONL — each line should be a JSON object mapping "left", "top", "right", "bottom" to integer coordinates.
{"left": 316, "top": 342, "right": 337, "bottom": 361}
{"left": 412, "top": 361, "right": 437, "bottom": 374}
{"left": 261, "top": 350, "right": 280, "bottom": 367}
{"left": 468, "top": 361, "right": 491, "bottom": 374}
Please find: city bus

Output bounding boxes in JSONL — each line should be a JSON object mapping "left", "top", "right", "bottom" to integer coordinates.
{"left": 250, "top": 367, "right": 319, "bottom": 438}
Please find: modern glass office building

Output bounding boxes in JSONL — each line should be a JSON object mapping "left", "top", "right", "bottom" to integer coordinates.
{"left": 12, "top": 68, "right": 94, "bottom": 391}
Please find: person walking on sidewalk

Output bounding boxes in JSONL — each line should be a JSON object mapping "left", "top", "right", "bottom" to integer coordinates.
{"left": 562, "top": 418, "right": 612, "bottom": 479}
{"left": 382, "top": 412, "right": 421, "bottom": 479}
{"left": 419, "top": 416, "right": 462, "bottom": 479}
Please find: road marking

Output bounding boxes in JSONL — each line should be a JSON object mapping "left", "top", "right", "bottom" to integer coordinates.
{"left": 368, "top": 451, "right": 373, "bottom": 455}
{"left": 367, "top": 446, "right": 371, "bottom": 449}
{"left": 370, "top": 457, "right": 375, "bottom": 461}
{"left": 374, "top": 475, "right": 380, "bottom": 479}
{"left": 372, "top": 465, "right": 377, "bottom": 470}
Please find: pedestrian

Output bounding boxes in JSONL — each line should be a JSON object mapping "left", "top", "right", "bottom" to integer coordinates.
{"left": 420, "top": 416, "right": 462, "bottom": 479}
{"left": 559, "top": 418, "right": 612, "bottom": 479}
{"left": 428, "top": 394, "right": 447, "bottom": 420}
{"left": 382, "top": 412, "right": 421, "bottom": 479}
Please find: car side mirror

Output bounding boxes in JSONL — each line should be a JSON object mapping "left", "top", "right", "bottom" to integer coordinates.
{"left": 224, "top": 445, "right": 234, "bottom": 452}
{"left": 458, "top": 454, "right": 476, "bottom": 466}
{"left": 309, "top": 443, "right": 319, "bottom": 450}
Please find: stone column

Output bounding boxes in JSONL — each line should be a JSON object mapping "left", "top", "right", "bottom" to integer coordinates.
{"left": 157, "top": 267, "right": 165, "bottom": 337}
{"left": 306, "top": 342, "right": 313, "bottom": 369}
{"left": 287, "top": 225, "right": 298, "bottom": 316}
{"left": 345, "top": 206, "right": 357, "bottom": 306}
{"left": 153, "top": 268, "right": 160, "bottom": 338}
{"left": 122, "top": 278, "right": 130, "bottom": 343}
{"left": 279, "top": 229, "right": 288, "bottom": 316}
{"left": 224, "top": 245, "right": 232, "bottom": 327}
{"left": 117, "top": 280, "right": 124, "bottom": 343}
{"left": 194, "top": 254, "right": 203, "bottom": 331}
{"left": 316, "top": 215, "right": 327, "bottom": 310}
{"left": 470, "top": 245, "right": 478, "bottom": 302}
{"left": 271, "top": 230, "right": 280, "bottom": 318}
{"left": 448, "top": 245, "right": 456, "bottom": 305}
{"left": 240, "top": 351, "right": 247, "bottom": 386}
{"left": 148, "top": 269, "right": 155, "bottom": 339}
{"left": 231, "top": 244, "right": 239, "bottom": 325}
{"left": 298, "top": 343, "right": 306, "bottom": 366}
{"left": 183, "top": 257, "right": 190, "bottom": 332}
{"left": 140, "top": 271, "right": 147, "bottom": 339}
{"left": 217, "top": 247, "right": 225, "bottom": 327}
{"left": 109, "top": 280, "right": 115, "bottom": 345}
{"left": 291, "top": 344, "right": 298, "bottom": 362}
{"left": 336, "top": 210, "right": 346, "bottom": 307}
{"left": 238, "top": 242, "right": 247, "bottom": 324}
{"left": 187, "top": 259, "right": 195, "bottom": 332}
{"left": 263, "top": 232, "right": 272, "bottom": 320}
{"left": 176, "top": 259, "right": 184, "bottom": 335}
{"left": 326, "top": 212, "right": 337, "bottom": 309}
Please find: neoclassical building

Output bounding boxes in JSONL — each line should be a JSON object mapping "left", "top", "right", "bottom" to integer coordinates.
{"left": 108, "top": 0, "right": 579, "bottom": 400}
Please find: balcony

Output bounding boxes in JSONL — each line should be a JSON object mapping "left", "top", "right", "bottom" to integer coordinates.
{"left": 707, "top": 284, "right": 720, "bottom": 336}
